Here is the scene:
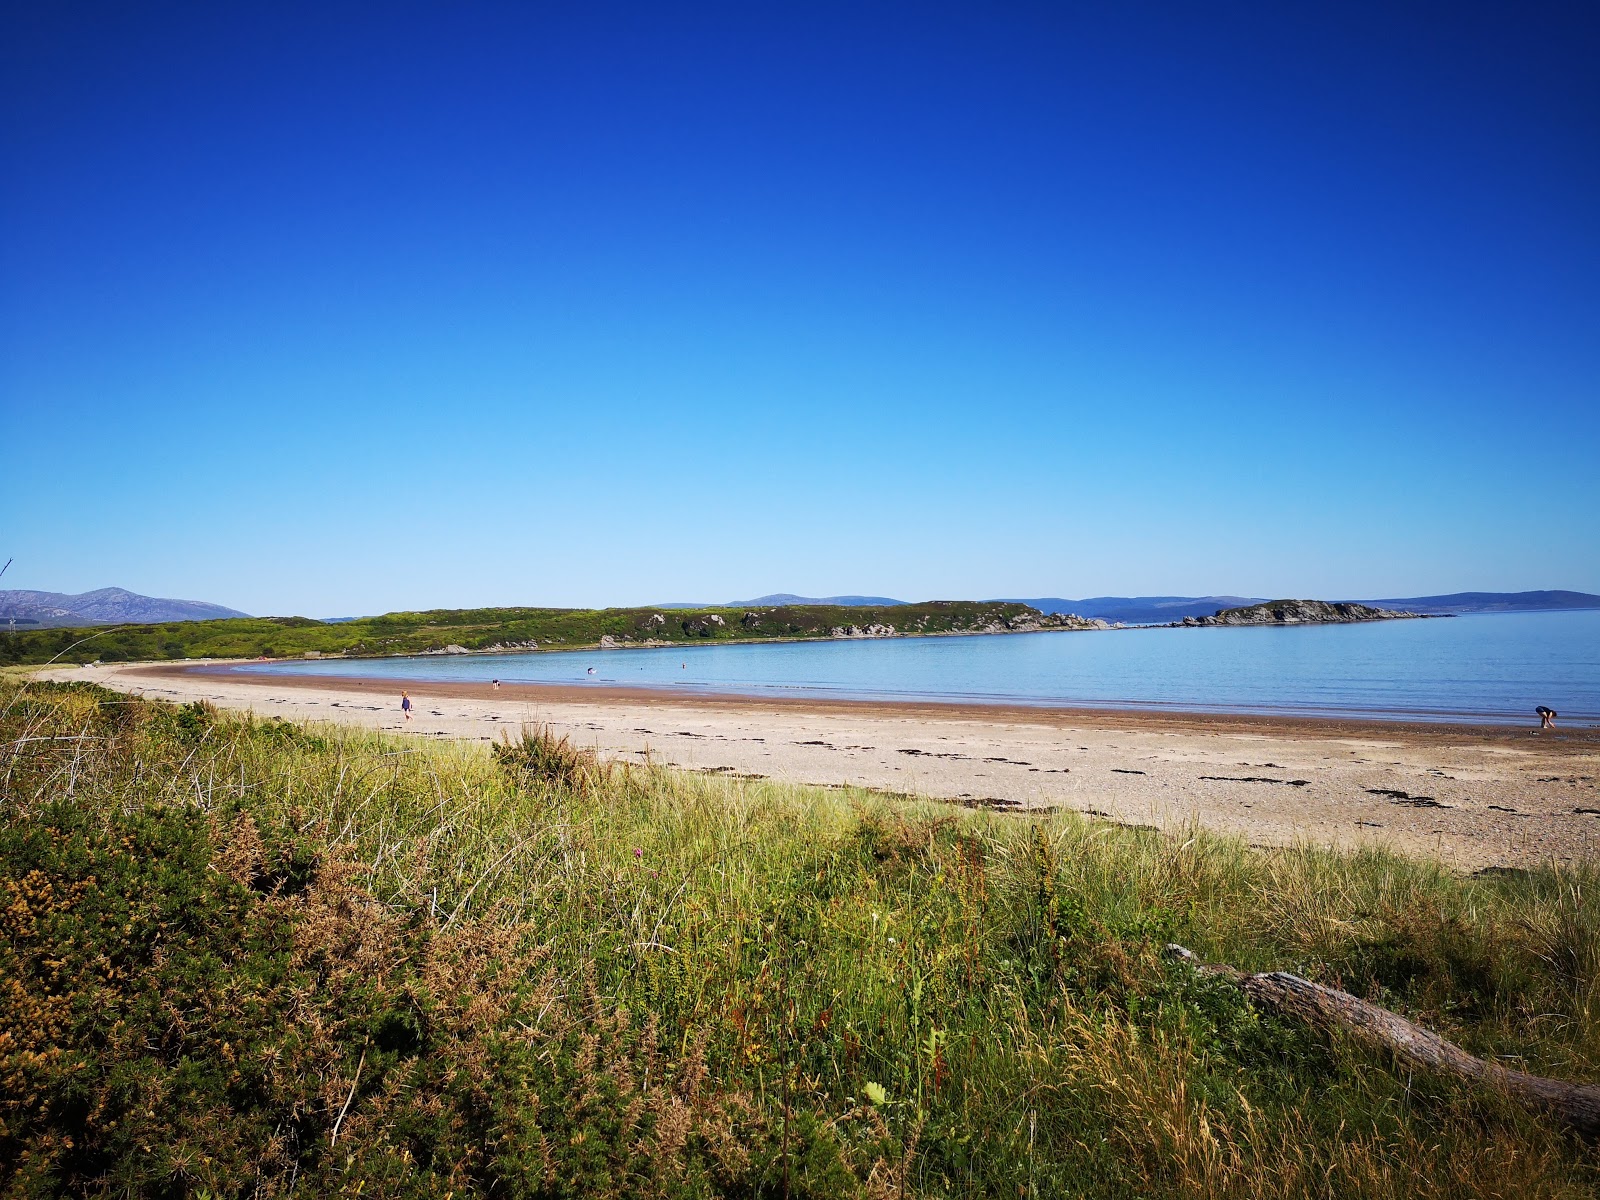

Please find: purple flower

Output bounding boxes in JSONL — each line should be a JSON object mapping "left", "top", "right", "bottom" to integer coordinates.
{"left": 633, "top": 847, "right": 643, "bottom": 859}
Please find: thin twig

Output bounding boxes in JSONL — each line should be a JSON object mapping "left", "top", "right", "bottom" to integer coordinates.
{"left": 329, "top": 1045, "right": 367, "bottom": 1146}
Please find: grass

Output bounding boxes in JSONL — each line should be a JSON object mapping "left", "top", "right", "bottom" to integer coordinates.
{"left": 2, "top": 680, "right": 1598, "bottom": 1197}
{"left": 0, "top": 601, "right": 1090, "bottom": 666}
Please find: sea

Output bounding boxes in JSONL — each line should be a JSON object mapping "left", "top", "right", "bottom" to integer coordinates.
{"left": 235, "top": 609, "right": 1600, "bottom": 727}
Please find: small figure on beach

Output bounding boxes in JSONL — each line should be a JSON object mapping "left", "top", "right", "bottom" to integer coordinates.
{"left": 401, "top": 691, "right": 412, "bottom": 720}
{"left": 1537, "top": 705, "right": 1557, "bottom": 729}
{"left": 492, "top": 679, "right": 500, "bottom": 690}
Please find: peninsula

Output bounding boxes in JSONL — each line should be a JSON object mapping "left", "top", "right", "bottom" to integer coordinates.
{"left": 1179, "top": 599, "right": 1428, "bottom": 627}
{"left": 1, "top": 600, "right": 1106, "bottom": 666}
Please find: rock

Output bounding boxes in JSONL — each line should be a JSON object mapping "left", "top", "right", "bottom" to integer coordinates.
{"left": 1181, "top": 600, "right": 1424, "bottom": 627}
{"left": 679, "top": 614, "right": 727, "bottom": 637}
{"left": 444, "top": 644, "right": 470, "bottom": 654}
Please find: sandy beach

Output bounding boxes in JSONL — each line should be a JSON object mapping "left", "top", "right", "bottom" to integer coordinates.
{"left": 46, "top": 660, "right": 1600, "bottom": 871}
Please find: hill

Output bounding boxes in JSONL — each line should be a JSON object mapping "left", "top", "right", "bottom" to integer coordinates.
{"left": 660, "top": 593, "right": 907, "bottom": 609}
{"left": 1008, "top": 596, "right": 1265, "bottom": 624}
{"left": 735, "top": 592, "right": 907, "bottom": 606}
{"left": 1357, "top": 590, "right": 1600, "bottom": 614}
{"left": 0, "top": 587, "right": 248, "bottom": 628}
{"left": 1, "top": 600, "right": 1102, "bottom": 666}
{"left": 1012, "top": 590, "right": 1600, "bottom": 623}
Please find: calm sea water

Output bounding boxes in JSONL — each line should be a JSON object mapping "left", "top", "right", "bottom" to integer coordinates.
{"left": 237, "top": 611, "right": 1600, "bottom": 726}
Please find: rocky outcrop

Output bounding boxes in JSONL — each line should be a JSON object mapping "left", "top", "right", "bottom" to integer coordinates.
{"left": 1181, "top": 600, "right": 1425, "bottom": 627}
{"left": 1003, "top": 612, "right": 1109, "bottom": 633}
{"left": 822, "top": 611, "right": 1110, "bottom": 638}
{"left": 679, "top": 614, "right": 727, "bottom": 637}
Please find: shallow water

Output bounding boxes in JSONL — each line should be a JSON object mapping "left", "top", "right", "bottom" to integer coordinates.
{"left": 239, "top": 610, "right": 1600, "bottom": 726}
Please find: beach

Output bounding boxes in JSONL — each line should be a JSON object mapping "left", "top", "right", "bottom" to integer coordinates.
{"left": 45, "top": 660, "right": 1600, "bottom": 871}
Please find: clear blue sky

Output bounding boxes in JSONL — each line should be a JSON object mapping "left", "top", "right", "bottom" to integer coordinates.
{"left": 4, "top": 2, "right": 1596, "bottom": 616}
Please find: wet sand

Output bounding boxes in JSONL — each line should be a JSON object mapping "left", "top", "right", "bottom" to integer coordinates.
{"left": 49, "top": 661, "right": 1600, "bottom": 871}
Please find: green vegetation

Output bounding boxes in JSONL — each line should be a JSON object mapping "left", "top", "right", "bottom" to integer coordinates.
{"left": 0, "top": 601, "right": 1088, "bottom": 666}
{"left": 3, "top": 681, "right": 1598, "bottom": 1197}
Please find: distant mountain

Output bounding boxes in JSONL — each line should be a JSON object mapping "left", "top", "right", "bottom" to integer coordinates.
{"left": 735, "top": 593, "right": 906, "bottom": 607}
{"left": 1007, "top": 596, "right": 1265, "bottom": 624}
{"left": 1353, "top": 590, "right": 1600, "bottom": 615}
{"left": 0, "top": 587, "right": 249, "bottom": 628}
{"left": 658, "top": 594, "right": 907, "bottom": 609}
{"left": 1008, "top": 591, "right": 1600, "bottom": 623}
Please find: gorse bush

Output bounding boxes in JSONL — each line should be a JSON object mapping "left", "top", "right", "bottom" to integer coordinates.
{"left": 1, "top": 803, "right": 850, "bottom": 1198}
{"left": 1, "top": 681, "right": 1598, "bottom": 1198}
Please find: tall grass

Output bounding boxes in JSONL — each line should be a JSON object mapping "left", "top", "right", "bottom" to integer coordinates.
{"left": 3, "top": 681, "right": 1597, "bottom": 1198}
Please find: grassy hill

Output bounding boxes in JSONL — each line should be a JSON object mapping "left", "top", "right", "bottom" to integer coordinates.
{"left": 3, "top": 681, "right": 1596, "bottom": 1197}
{"left": 0, "top": 601, "right": 1092, "bottom": 666}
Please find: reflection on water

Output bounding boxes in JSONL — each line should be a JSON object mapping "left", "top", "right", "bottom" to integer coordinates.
{"left": 238, "top": 610, "right": 1600, "bottom": 726}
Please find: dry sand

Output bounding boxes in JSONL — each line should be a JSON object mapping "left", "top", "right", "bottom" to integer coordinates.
{"left": 46, "top": 661, "right": 1600, "bottom": 872}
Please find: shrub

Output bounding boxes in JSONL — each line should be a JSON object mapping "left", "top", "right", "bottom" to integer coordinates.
{"left": 492, "top": 724, "right": 610, "bottom": 791}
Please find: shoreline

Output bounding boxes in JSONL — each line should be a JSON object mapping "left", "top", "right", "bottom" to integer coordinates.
{"left": 175, "top": 660, "right": 1599, "bottom": 742}
{"left": 44, "top": 660, "right": 1600, "bottom": 871}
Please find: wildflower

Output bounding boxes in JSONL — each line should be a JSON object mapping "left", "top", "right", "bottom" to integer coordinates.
{"left": 633, "top": 847, "right": 642, "bottom": 859}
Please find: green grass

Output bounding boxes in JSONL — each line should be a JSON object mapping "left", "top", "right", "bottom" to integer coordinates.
{"left": 3, "top": 681, "right": 1598, "bottom": 1197}
{"left": 0, "top": 601, "right": 1089, "bottom": 666}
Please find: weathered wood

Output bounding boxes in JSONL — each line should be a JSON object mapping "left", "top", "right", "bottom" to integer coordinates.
{"left": 1165, "top": 944, "right": 1600, "bottom": 1139}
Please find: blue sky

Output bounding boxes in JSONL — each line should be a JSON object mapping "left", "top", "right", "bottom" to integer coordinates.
{"left": 3, "top": 2, "right": 1596, "bottom": 615}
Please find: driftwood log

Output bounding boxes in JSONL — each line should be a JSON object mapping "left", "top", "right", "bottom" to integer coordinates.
{"left": 1165, "top": 944, "right": 1600, "bottom": 1139}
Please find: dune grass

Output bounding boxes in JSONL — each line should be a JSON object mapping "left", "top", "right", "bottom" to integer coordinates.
{"left": 2, "top": 681, "right": 1598, "bottom": 1198}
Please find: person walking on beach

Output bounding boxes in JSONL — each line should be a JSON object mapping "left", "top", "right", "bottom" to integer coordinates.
{"left": 401, "top": 691, "right": 413, "bottom": 720}
{"left": 492, "top": 679, "right": 500, "bottom": 691}
{"left": 1537, "top": 705, "right": 1557, "bottom": 729}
